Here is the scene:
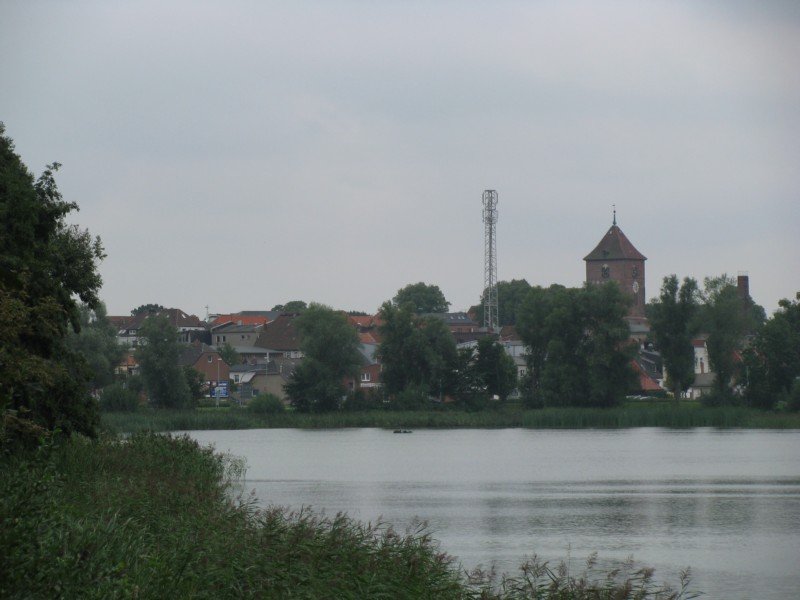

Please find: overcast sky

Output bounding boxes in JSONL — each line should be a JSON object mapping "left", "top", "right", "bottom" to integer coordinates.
{"left": 3, "top": 1, "right": 799, "bottom": 318}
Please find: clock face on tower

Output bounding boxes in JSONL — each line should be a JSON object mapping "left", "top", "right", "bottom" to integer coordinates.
{"left": 632, "top": 281, "right": 640, "bottom": 294}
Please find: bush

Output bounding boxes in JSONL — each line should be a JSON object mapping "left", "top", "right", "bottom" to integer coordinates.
{"left": 99, "top": 382, "right": 139, "bottom": 412}
{"left": 342, "top": 389, "right": 384, "bottom": 411}
{"left": 247, "top": 393, "right": 285, "bottom": 415}
{"left": 787, "top": 379, "right": 800, "bottom": 412}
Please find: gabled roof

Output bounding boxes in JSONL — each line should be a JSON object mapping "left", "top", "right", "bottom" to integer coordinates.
{"left": 178, "top": 342, "right": 219, "bottom": 367}
{"left": 254, "top": 313, "right": 302, "bottom": 351}
{"left": 584, "top": 225, "right": 646, "bottom": 262}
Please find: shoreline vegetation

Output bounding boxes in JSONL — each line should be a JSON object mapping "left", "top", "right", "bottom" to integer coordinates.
{"left": 101, "top": 403, "right": 800, "bottom": 435}
{"left": 1, "top": 432, "right": 698, "bottom": 599}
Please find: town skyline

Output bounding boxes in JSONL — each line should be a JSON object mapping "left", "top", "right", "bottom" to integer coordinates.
{"left": 3, "top": 1, "right": 798, "bottom": 317}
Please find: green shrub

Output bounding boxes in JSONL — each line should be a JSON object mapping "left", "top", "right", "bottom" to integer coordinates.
{"left": 99, "top": 382, "right": 139, "bottom": 412}
{"left": 247, "top": 393, "right": 285, "bottom": 415}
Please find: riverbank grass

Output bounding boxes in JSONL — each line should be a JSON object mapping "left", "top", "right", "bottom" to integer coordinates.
{"left": 101, "top": 404, "right": 800, "bottom": 434}
{"left": 1, "top": 433, "right": 697, "bottom": 599}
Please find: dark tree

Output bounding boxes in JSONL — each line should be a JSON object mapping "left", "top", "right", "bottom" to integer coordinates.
{"left": 393, "top": 282, "right": 450, "bottom": 314}
{"left": 471, "top": 337, "right": 517, "bottom": 401}
{"left": 137, "top": 315, "right": 192, "bottom": 408}
{"left": 285, "top": 303, "right": 362, "bottom": 412}
{"left": 217, "top": 342, "right": 240, "bottom": 367}
{"left": 649, "top": 275, "right": 700, "bottom": 399}
{"left": 377, "top": 301, "right": 458, "bottom": 399}
{"left": 271, "top": 300, "right": 307, "bottom": 312}
{"left": 471, "top": 279, "right": 533, "bottom": 327}
{"left": 66, "top": 302, "right": 124, "bottom": 391}
{"left": 744, "top": 293, "right": 800, "bottom": 409}
{"left": 131, "top": 303, "right": 165, "bottom": 316}
{"left": 517, "top": 282, "right": 635, "bottom": 408}
{"left": 1, "top": 124, "right": 105, "bottom": 439}
{"left": 699, "top": 276, "right": 749, "bottom": 401}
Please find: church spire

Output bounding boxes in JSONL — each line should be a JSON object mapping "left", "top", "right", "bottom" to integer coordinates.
{"left": 612, "top": 204, "right": 617, "bottom": 226}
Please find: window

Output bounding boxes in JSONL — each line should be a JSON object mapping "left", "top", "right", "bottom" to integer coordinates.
{"left": 361, "top": 372, "right": 371, "bottom": 382}
{"left": 207, "top": 355, "right": 213, "bottom": 363}
{"left": 601, "top": 264, "right": 610, "bottom": 279}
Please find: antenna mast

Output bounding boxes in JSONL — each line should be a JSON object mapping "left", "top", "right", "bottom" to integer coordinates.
{"left": 482, "top": 190, "right": 499, "bottom": 332}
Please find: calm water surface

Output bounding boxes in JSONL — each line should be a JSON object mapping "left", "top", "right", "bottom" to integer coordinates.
{"left": 185, "top": 428, "right": 800, "bottom": 599}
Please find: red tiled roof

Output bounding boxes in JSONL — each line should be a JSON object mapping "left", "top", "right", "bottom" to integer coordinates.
{"left": 631, "top": 360, "right": 662, "bottom": 392}
{"left": 211, "top": 314, "right": 270, "bottom": 327}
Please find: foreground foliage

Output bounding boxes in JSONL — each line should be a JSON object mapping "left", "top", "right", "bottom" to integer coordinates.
{"left": 0, "top": 124, "right": 105, "bottom": 439}
{"left": 1, "top": 433, "right": 695, "bottom": 599}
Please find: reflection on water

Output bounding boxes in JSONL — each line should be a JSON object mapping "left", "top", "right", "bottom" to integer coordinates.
{"left": 186, "top": 428, "right": 800, "bottom": 599}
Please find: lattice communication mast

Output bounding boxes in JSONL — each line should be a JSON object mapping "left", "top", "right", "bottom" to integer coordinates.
{"left": 482, "top": 189, "right": 499, "bottom": 332}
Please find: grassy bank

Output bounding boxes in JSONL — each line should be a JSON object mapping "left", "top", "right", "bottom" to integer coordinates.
{"left": 1, "top": 433, "right": 696, "bottom": 599}
{"left": 101, "top": 404, "right": 800, "bottom": 434}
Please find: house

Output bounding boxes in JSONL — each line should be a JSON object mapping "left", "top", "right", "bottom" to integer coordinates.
{"left": 116, "top": 308, "right": 206, "bottom": 346}
{"left": 343, "top": 343, "right": 383, "bottom": 392}
{"left": 208, "top": 311, "right": 281, "bottom": 328}
{"left": 253, "top": 313, "right": 304, "bottom": 359}
{"left": 178, "top": 342, "right": 229, "bottom": 390}
{"left": 114, "top": 350, "right": 140, "bottom": 378}
{"left": 230, "top": 357, "right": 300, "bottom": 404}
{"left": 210, "top": 322, "right": 269, "bottom": 363}
{"left": 423, "top": 312, "right": 488, "bottom": 344}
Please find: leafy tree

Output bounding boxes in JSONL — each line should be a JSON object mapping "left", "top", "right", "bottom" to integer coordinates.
{"left": 137, "top": 314, "right": 192, "bottom": 408}
{"left": 131, "top": 303, "right": 164, "bottom": 316}
{"left": 1, "top": 124, "right": 105, "bottom": 439}
{"left": 285, "top": 304, "right": 362, "bottom": 412}
{"left": 217, "top": 342, "right": 240, "bottom": 366}
{"left": 393, "top": 282, "right": 450, "bottom": 314}
{"left": 698, "top": 276, "right": 749, "bottom": 401}
{"left": 65, "top": 302, "right": 124, "bottom": 390}
{"left": 517, "top": 283, "right": 635, "bottom": 407}
{"left": 471, "top": 337, "right": 517, "bottom": 401}
{"left": 649, "top": 275, "right": 700, "bottom": 399}
{"left": 99, "top": 382, "right": 139, "bottom": 412}
{"left": 184, "top": 366, "right": 205, "bottom": 401}
{"left": 377, "top": 302, "right": 458, "bottom": 400}
{"left": 471, "top": 279, "right": 533, "bottom": 327}
{"left": 744, "top": 294, "right": 800, "bottom": 409}
{"left": 271, "top": 300, "right": 307, "bottom": 312}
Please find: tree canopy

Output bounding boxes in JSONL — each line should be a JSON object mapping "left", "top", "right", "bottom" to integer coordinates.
{"left": 393, "top": 282, "right": 450, "bottom": 314}
{"left": 1, "top": 124, "right": 105, "bottom": 440}
{"left": 516, "top": 283, "right": 635, "bottom": 407}
{"left": 377, "top": 301, "right": 458, "bottom": 404}
{"left": 271, "top": 300, "right": 307, "bottom": 313}
{"left": 65, "top": 302, "right": 124, "bottom": 391}
{"left": 285, "top": 304, "right": 362, "bottom": 412}
{"left": 471, "top": 279, "right": 533, "bottom": 327}
{"left": 649, "top": 275, "right": 700, "bottom": 399}
{"left": 137, "top": 314, "right": 192, "bottom": 409}
{"left": 743, "top": 293, "right": 800, "bottom": 409}
{"left": 131, "top": 303, "right": 164, "bottom": 316}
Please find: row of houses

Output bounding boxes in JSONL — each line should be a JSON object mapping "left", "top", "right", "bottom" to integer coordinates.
{"left": 109, "top": 305, "right": 726, "bottom": 404}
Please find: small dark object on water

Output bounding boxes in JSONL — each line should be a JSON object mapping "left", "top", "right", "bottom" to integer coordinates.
{"left": 393, "top": 429, "right": 412, "bottom": 434}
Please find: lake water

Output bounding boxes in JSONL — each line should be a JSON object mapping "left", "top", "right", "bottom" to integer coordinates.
{"left": 184, "top": 428, "right": 800, "bottom": 599}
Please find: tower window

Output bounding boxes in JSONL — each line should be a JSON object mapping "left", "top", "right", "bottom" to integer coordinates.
{"left": 601, "top": 264, "right": 610, "bottom": 279}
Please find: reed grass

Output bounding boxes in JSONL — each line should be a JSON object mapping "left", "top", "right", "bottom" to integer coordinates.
{"left": 1, "top": 433, "right": 697, "bottom": 599}
{"left": 101, "top": 405, "right": 800, "bottom": 434}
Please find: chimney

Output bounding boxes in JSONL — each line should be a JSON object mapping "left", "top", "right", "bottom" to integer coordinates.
{"left": 737, "top": 273, "right": 750, "bottom": 302}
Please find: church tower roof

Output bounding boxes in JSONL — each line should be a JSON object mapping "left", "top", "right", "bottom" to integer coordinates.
{"left": 583, "top": 222, "right": 646, "bottom": 262}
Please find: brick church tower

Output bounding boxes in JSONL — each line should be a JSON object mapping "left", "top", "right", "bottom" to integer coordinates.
{"left": 584, "top": 211, "right": 647, "bottom": 318}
